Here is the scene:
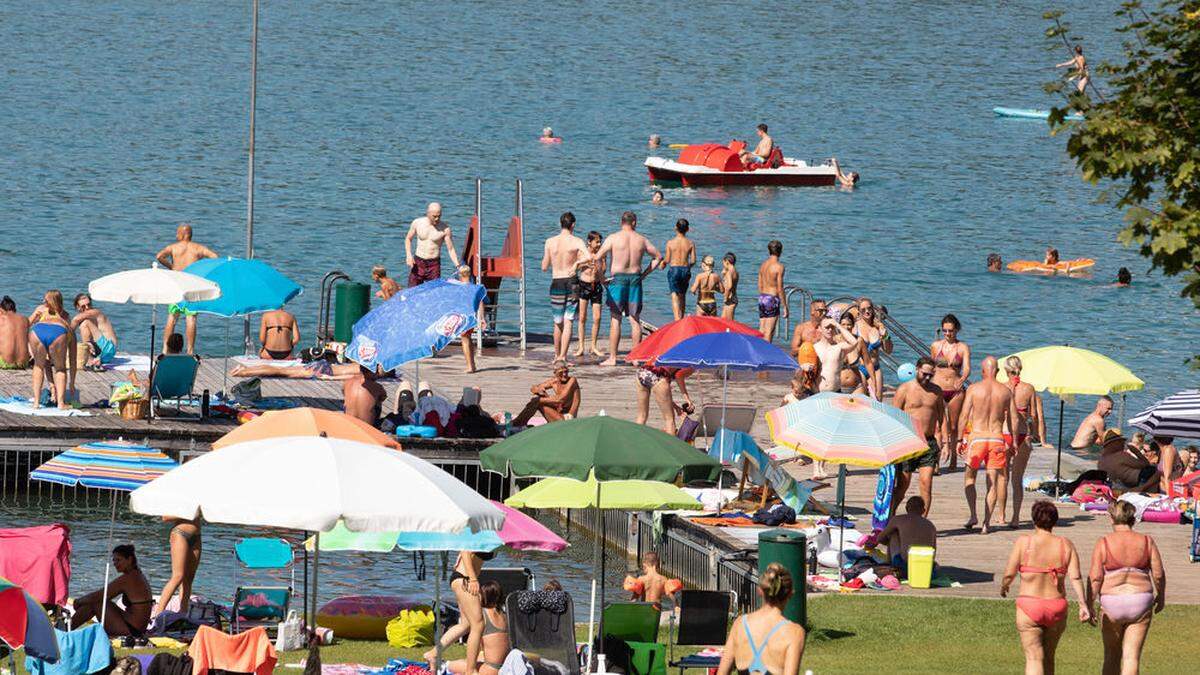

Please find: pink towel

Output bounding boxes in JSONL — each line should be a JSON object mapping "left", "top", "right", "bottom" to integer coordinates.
{"left": 0, "top": 524, "right": 71, "bottom": 606}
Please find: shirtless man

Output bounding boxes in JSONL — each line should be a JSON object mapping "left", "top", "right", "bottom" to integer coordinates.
{"left": 756, "top": 240, "right": 786, "bottom": 343}
{"left": 372, "top": 265, "right": 399, "bottom": 301}
{"left": 258, "top": 309, "right": 299, "bottom": 360}
{"left": 877, "top": 496, "right": 937, "bottom": 569}
{"left": 832, "top": 157, "right": 859, "bottom": 188}
{"left": 1001, "top": 356, "right": 1045, "bottom": 528}
{"left": 1070, "top": 395, "right": 1112, "bottom": 453}
{"left": 343, "top": 365, "right": 387, "bottom": 427}
{"left": 512, "top": 360, "right": 581, "bottom": 425}
{"left": 789, "top": 298, "right": 827, "bottom": 360}
{"left": 1056, "top": 45, "right": 1089, "bottom": 94}
{"left": 739, "top": 123, "right": 773, "bottom": 165}
{"left": 892, "top": 357, "right": 946, "bottom": 517}
{"left": 661, "top": 219, "right": 696, "bottom": 321}
{"left": 541, "top": 212, "right": 588, "bottom": 361}
{"left": 405, "top": 202, "right": 459, "bottom": 288}
{"left": 811, "top": 318, "right": 860, "bottom": 479}
{"left": 71, "top": 293, "right": 118, "bottom": 368}
{"left": 599, "top": 211, "right": 661, "bottom": 365}
{"left": 0, "top": 296, "right": 30, "bottom": 369}
{"left": 958, "top": 356, "right": 1019, "bottom": 534}
{"left": 156, "top": 223, "right": 218, "bottom": 354}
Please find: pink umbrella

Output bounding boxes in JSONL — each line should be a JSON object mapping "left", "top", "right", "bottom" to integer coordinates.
{"left": 493, "top": 501, "right": 568, "bottom": 552}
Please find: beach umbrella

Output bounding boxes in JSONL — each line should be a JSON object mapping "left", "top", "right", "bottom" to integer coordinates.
{"left": 176, "top": 257, "right": 301, "bottom": 317}
{"left": 1129, "top": 390, "right": 1200, "bottom": 438}
{"left": 29, "top": 441, "right": 179, "bottom": 626}
{"left": 0, "top": 577, "right": 59, "bottom": 663}
{"left": 504, "top": 475, "right": 702, "bottom": 511}
{"left": 344, "top": 279, "right": 486, "bottom": 373}
{"left": 997, "top": 345, "right": 1144, "bottom": 487}
{"left": 626, "top": 315, "right": 760, "bottom": 365}
{"left": 88, "top": 263, "right": 220, "bottom": 416}
{"left": 212, "top": 407, "right": 401, "bottom": 450}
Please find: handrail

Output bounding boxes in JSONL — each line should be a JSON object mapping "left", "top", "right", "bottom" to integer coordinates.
{"left": 880, "top": 310, "right": 931, "bottom": 359}
{"left": 314, "top": 270, "right": 349, "bottom": 348}
{"left": 779, "top": 285, "right": 811, "bottom": 341}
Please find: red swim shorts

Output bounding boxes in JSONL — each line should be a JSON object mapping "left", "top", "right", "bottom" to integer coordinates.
{"left": 967, "top": 436, "right": 1008, "bottom": 470}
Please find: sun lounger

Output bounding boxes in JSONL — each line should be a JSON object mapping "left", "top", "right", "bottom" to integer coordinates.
{"left": 507, "top": 590, "right": 579, "bottom": 675}
{"left": 479, "top": 567, "right": 534, "bottom": 603}
{"left": 602, "top": 602, "right": 666, "bottom": 675}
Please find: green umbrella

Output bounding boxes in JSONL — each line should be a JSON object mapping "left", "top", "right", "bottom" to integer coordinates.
{"left": 505, "top": 475, "right": 703, "bottom": 510}
{"left": 480, "top": 415, "right": 720, "bottom": 482}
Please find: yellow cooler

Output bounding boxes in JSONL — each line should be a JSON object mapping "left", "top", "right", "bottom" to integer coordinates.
{"left": 907, "top": 546, "right": 935, "bottom": 589}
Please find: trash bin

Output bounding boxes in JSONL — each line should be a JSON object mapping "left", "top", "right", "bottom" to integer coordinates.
{"left": 758, "top": 529, "right": 806, "bottom": 626}
{"left": 334, "top": 282, "right": 370, "bottom": 344}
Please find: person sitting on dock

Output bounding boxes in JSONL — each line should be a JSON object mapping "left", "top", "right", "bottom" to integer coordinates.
{"left": 70, "top": 293, "right": 117, "bottom": 369}
{"left": 599, "top": 211, "right": 661, "bottom": 365}
{"left": 343, "top": 364, "right": 387, "bottom": 427}
{"left": 1097, "top": 429, "right": 1161, "bottom": 493}
{"left": 738, "top": 123, "right": 773, "bottom": 166}
{"left": 512, "top": 360, "right": 579, "bottom": 426}
{"left": 0, "top": 295, "right": 31, "bottom": 369}
{"left": 405, "top": 202, "right": 459, "bottom": 288}
{"left": 877, "top": 496, "right": 937, "bottom": 573}
{"left": 372, "top": 265, "right": 400, "bottom": 301}
{"left": 156, "top": 223, "right": 218, "bottom": 354}
{"left": 258, "top": 308, "right": 299, "bottom": 360}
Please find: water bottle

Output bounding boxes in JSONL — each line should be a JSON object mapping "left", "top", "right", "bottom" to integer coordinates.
{"left": 808, "top": 547, "right": 818, "bottom": 574}
{"left": 201, "top": 389, "right": 210, "bottom": 418}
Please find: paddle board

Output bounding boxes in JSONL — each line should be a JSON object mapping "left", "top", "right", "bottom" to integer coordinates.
{"left": 993, "top": 107, "right": 1084, "bottom": 121}
{"left": 871, "top": 464, "right": 896, "bottom": 530}
{"left": 1006, "top": 258, "right": 1095, "bottom": 275}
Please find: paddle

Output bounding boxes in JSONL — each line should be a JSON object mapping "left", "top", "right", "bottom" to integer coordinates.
{"left": 668, "top": 143, "right": 687, "bottom": 149}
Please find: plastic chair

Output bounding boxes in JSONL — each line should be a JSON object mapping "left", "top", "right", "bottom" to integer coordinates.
{"left": 668, "top": 590, "right": 734, "bottom": 673}
{"left": 602, "top": 602, "right": 659, "bottom": 643}
{"left": 231, "top": 538, "right": 294, "bottom": 635}
{"left": 150, "top": 354, "right": 200, "bottom": 416}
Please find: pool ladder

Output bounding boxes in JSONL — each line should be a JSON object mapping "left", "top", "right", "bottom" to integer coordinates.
{"left": 780, "top": 286, "right": 932, "bottom": 371}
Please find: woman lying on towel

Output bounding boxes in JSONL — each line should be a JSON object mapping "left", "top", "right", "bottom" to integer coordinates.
{"left": 70, "top": 545, "right": 152, "bottom": 636}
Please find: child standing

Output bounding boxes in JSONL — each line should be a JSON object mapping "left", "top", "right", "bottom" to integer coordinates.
{"left": 575, "top": 231, "right": 607, "bottom": 357}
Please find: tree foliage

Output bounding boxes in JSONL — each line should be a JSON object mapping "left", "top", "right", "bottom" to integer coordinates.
{"left": 1045, "top": 2, "right": 1200, "bottom": 362}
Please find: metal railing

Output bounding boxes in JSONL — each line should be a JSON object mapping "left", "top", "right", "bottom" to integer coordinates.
{"left": 779, "top": 285, "right": 811, "bottom": 342}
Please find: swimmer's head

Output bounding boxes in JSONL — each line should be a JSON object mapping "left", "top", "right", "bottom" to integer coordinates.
{"left": 701, "top": 255, "right": 714, "bottom": 272}
{"left": 1045, "top": 247, "right": 1059, "bottom": 264}
{"left": 849, "top": 172, "right": 860, "bottom": 183}
{"left": 560, "top": 211, "right": 576, "bottom": 231}
{"left": 648, "top": 134, "right": 661, "bottom": 148}
{"left": 542, "top": 126, "right": 554, "bottom": 138}
{"left": 675, "top": 218, "right": 688, "bottom": 234}
{"left": 176, "top": 223, "right": 193, "bottom": 241}
{"left": 652, "top": 190, "right": 665, "bottom": 204}
{"left": 1117, "top": 267, "right": 1132, "bottom": 285}
{"left": 723, "top": 252, "right": 736, "bottom": 267}
{"left": 986, "top": 253, "right": 1002, "bottom": 271}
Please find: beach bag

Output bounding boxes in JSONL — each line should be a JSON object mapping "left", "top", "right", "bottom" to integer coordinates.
{"left": 231, "top": 377, "right": 262, "bottom": 403}
{"left": 676, "top": 416, "right": 700, "bottom": 444}
{"left": 275, "top": 610, "right": 305, "bottom": 651}
{"left": 385, "top": 609, "right": 435, "bottom": 648}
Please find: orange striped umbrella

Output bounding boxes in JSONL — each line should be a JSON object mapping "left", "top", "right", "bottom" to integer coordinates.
{"left": 213, "top": 407, "right": 401, "bottom": 450}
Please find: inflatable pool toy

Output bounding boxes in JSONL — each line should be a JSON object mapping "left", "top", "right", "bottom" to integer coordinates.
{"left": 993, "top": 107, "right": 1084, "bottom": 121}
{"left": 896, "top": 363, "right": 915, "bottom": 383}
{"left": 871, "top": 464, "right": 896, "bottom": 531}
{"left": 1006, "top": 258, "right": 1095, "bottom": 275}
{"left": 317, "top": 595, "right": 429, "bottom": 640}
{"left": 664, "top": 578, "right": 683, "bottom": 595}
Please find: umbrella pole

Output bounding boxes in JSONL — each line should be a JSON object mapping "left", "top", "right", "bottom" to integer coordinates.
{"left": 99, "top": 494, "right": 117, "bottom": 627}
{"left": 594, "top": 480, "right": 606, "bottom": 674}
{"left": 837, "top": 464, "right": 846, "bottom": 573}
{"left": 1056, "top": 399, "right": 1065, "bottom": 498}
{"left": 434, "top": 551, "right": 445, "bottom": 673}
{"left": 303, "top": 531, "right": 310, "bottom": 633}
{"left": 717, "top": 366, "right": 728, "bottom": 515}
{"left": 149, "top": 310, "right": 157, "bottom": 421}
{"left": 311, "top": 532, "right": 320, "bottom": 646}
{"left": 585, "top": 578, "right": 596, "bottom": 671}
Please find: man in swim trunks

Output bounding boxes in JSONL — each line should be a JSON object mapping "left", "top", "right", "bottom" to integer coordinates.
{"left": 892, "top": 356, "right": 946, "bottom": 517}
{"left": 599, "top": 211, "right": 661, "bottom": 366}
{"left": 789, "top": 298, "right": 827, "bottom": 361}
{"left": 661, "top": 219, "right": 696, "bottom": 321}
{"left": 512, "top": 360, "right": 581, "bottom": 425}
{"left": 405, "top": 202, "right": 460, "bottom": 288}
{"left": 156, "top": 223, "right": 218, "bottom": 354}
{"left": 1070, "top": 395, "right": 1112, "bottom": 453}
{"left": 542, "top": 212, "right": 588, "bottom": 361}
{"left": 70, "top": 293, "right": 118, "bottom": 368}
{"left": 0, "top": 296, "right": 31, "bottom": 369}
{"left": 258, "top": 308, "right": 299, "bottom": 360}
{"left": 756, "top": 240, "right": 786, "bottom": 343}
{"left": 958, "top": 356, "right": 1019, "bottom": 534}
{"left": 738, "top": 123, "right": 773, "bottom": 165}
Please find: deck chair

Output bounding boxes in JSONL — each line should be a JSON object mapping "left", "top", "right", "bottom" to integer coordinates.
{"left": 602, "top": 602, "right": 665, "bottom": 675}
{"left": 231, "top": 538, "right": 294, "bottom": 635}
{"left": 507, "top": 590, "right": 580, "bottom": 675}
{"left": 479, "top": 567, "right": 534, "bottom": 603}
{"left": 668, "top": 590, "right": 734, "bottom": 673}
{"left": 150, "top": 354, "right": 200, "bottom": 417}
{"left": 699, "top": 404, "right": 757, "bottom": 437}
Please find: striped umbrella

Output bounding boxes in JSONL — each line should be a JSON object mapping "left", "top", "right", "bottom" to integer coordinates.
{"left": 765, "top": 392, "right": 926, "bottom": 468}
{"left": 1129, "top": 390, "right": 1200, "bottom": 438}
{"left": 29, "top": 441, "right": 179, "bottom": 626}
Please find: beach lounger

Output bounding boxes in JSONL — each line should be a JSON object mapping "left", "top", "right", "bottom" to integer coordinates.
{"left": 231, "top": 538, "right": 294, "bottom": 636}
{"left": 698, "top": 404, "right": 756, "bottom": 437}
{"left": 150, "top": 354, "right": 200, "bottom": 417}
{"left": 668, "top": 590, "right": 734, "bottom": 674}
{"left": 506, "top": 590, "right": 580, "bottom": 675}
{"left": 602, "top": 602, "right": 666, "bottom": 675}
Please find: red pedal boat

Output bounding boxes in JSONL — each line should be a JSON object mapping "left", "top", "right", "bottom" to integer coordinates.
{"left": 645, "top": 142, "right": 840, "bottom": 187}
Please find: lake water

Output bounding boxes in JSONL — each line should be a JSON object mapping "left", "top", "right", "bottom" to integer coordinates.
{"left": 2, "top": 2, "right": 1197, "bottom": 596}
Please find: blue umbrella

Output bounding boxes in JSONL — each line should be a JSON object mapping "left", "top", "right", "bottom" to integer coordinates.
{"left": 345, "top": 279, "right": 486, "bottom": 373}
{"left": 178, "top": 257, "right": 302, "bottom": 317}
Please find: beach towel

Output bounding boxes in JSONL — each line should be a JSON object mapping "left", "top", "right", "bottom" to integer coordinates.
{"left": 0, "top": 524, "right": 71, "bottom": 605}
{"left": 187, "top": 625, "right": 277, "bottom": 675}
{"left": 232, "top": 356, "right": 303, "bottom": 368}
{"left": 106, "top": 354, "right": 152, "bottom": 372}
{"left": 25, "top": 625, "right": 112, "bottom": 674}
{"left": 0, "top": 400, "right": 91, "bottom": 416}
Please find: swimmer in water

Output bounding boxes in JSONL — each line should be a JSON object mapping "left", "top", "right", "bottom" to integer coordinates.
{"left": 652, "top": 190, "right": 666, "bottom": 205}
{"left": 987, "top": 253, "right": 1003, "bottom": 272}
{"left": 540, "top": 126, "right": 562, "bottom": 143}
{"left": 1113, "top": 267, "right": 1131, "bottom": 287}
{"left": 1056, "top": 45, "right": 1089, "bottom": 94}
{"left": 832, "top": 157, "right": 859, "bottom": 188}
{"left": 648, "top": 134, "right": 662, "bottom": 149}
{"left": 1043, "top": 248, "right": 1060, "bottom": 266}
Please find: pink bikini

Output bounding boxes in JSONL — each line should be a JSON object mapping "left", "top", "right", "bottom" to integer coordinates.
{"left": 1098, "top": 534, "right": 1155, "bottom": 623}
{"left": 1015, "top": 538, "right": 1069, "bottom": 627}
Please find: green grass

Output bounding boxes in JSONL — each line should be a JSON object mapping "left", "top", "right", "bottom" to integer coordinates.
{"left": 13, "top": 596, "right": 1200, "bottom": 673}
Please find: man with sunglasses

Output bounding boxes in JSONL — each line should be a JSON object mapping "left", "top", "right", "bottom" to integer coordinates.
{"left": 70, "top": 293, "right": 118, "bottom": 368}
{"left": 892, "top": 357, "right": 945, "bottom": 517}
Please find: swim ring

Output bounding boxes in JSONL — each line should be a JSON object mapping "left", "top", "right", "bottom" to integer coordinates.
{"left": 1006, "top": 258, "right": 1095, "bottom": 275}
{"left": 317, "top": 595, "right": 429, "bottom": 639}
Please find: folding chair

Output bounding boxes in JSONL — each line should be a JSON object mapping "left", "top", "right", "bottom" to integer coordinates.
{"left": 699, "top": 404, "right": 757, "bottom": 438}
{"left": 231, "top": 538, "right": 294, "bottom": 635}
{"left": 150, "top": 354, "right": 200, "bottom": 417}
{"left": 507, "top": 590, "right": 580, "bottom": 675}
{"left": 668, "top": 590, "right": 734, "bottom": 673}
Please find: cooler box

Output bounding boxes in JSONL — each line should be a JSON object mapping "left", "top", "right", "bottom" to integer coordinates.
{"left": 1169, "top": 469, "right": 1200, "bottom": 499}
{"left": 907, "top": 546, "right": 935, "bottom": 589}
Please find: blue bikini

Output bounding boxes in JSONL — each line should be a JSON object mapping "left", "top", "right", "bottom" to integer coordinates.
{"left": 31, "top": 322, "right": 67, "bottom": 349}
{"left": 739, "top": 618, "right": 788, "bottom": 675}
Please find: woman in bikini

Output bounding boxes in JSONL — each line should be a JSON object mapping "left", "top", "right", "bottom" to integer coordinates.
{"left": 716, "top": 563, "right": 804, "bottom": 675}
{"left": 425, "top": 550, "right": 494, "bottom": 672}
{"left": 836, "top": 312, "right": 866, "bottom": 394}
{"left": 1087, "top": 501, "right": 1165, "bottom": 675}
{"left": 1056, "top": 45, "right": 1089, "bottom": 94}
{"left": 70, "top": 545, "right": 152, "bottom": 636}
{"left": 931, "top": 314, "right": 970, "bottom": 470}
{"left": 1000, "top": 501, "right": 1090, "bottom": 675}
{"left": 853, "top": 297, "right": 890, "bottom": 401}
{"left": 153, "top": 518, "right": 202, "bottom": 617}
{"left": 634, "top": 366, "right": 695, "bottom": 436}
{"left": 28, "top": 290, "right": 75, "bottom": 409}
{"left": 257, "top": 309, "right": 299, "bottom": 360}
{"left": 720, "top": 252, "right": 739, "bottom": 321}
{"left": 446, "top": 580, "right": 510, "bottom": 675}
{"left": 690, "top": 256, "right": 722, "bottom": 317}
{"left": 1001, "top": 355, "right": 1045, "bottom": 529}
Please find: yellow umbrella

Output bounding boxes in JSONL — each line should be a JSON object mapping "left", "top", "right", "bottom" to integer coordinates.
{"left": 997, "top": 345, "right": 1143, "bottom": 490}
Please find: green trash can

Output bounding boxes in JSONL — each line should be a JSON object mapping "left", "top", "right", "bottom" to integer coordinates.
{"left": 333, "top": 282, "right": 371, "bottom": 343}
{"left": 758, "top": 529, "right": 807, "bottom": 626}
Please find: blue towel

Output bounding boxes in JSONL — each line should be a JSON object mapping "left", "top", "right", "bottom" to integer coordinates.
{"left": 25, "top": 625, "right": 111, "bottom": 674}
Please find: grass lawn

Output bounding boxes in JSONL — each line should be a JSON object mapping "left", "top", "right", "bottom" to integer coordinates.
{"left": 14, "top": 595, "right": 1199, "bottom": 673}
